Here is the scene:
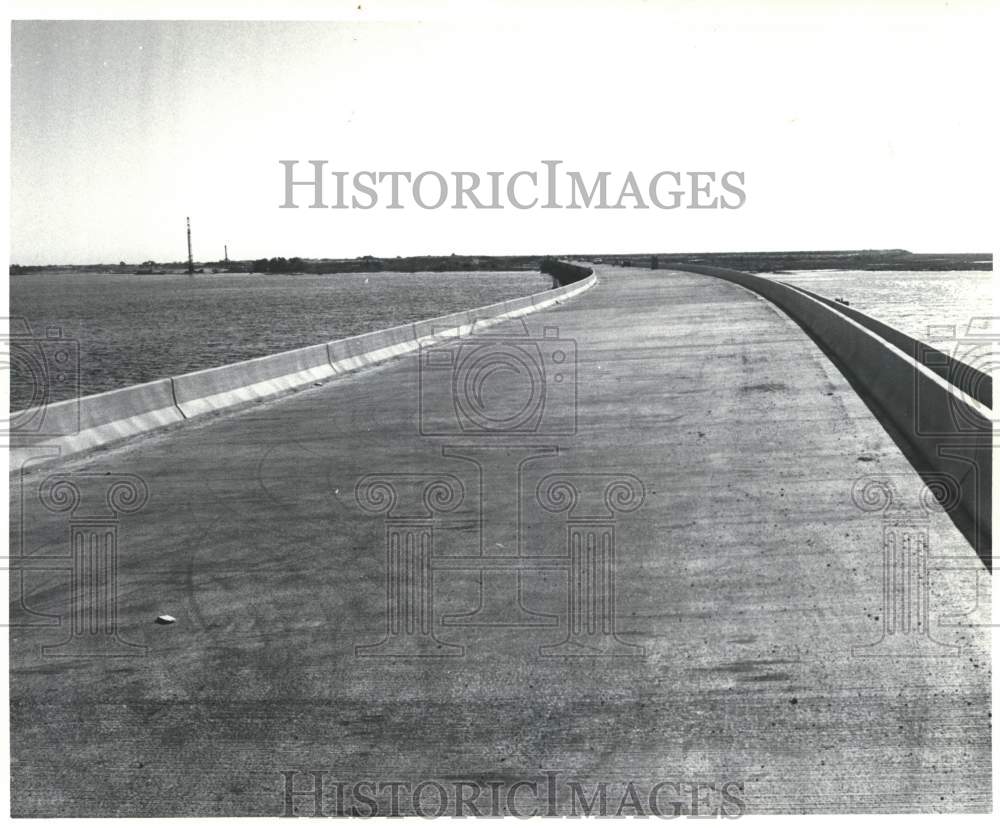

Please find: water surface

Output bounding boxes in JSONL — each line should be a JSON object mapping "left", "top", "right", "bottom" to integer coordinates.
{"left": 9, "top": 269, "right": 551, "bottom": 409}
{"left": 765, "top": 270, "right": 992, "bottom": 342}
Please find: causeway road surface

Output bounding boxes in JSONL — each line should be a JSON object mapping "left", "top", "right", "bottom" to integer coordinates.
{"left": 10, "top": 266, "right": 989, "bottom": 815}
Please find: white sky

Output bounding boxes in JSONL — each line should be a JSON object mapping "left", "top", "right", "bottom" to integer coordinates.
{"left": 8, "top": 1, "right": 1000, "bottom": 264}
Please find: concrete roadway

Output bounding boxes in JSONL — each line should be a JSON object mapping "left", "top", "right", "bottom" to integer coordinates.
{"left": 9, "top": 267, "right": 990, "bottom": 814}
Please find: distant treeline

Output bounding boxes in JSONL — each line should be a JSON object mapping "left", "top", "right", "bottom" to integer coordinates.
{"left": 10, "top": 254, "right": 547, "bottom": 276}
{"left": 633, "top": 249, "right": 992, "bottom": 273}
{"left": 9, "top": 249, "right": 991, "bottom": 276}
{"left": 246, "top": 254, "right": 545, "bottom": 274}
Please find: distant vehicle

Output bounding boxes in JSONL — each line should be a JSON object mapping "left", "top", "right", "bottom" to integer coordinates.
{"left": 134, "top": 260, "right": 166, "bottom": 275}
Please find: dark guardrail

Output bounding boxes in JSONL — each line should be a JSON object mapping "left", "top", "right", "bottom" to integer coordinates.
{"left": 787, "top": 283, "right": 991, "bottom": 409}
{"left": 540, "top": 258, "right": 594, "bottom": 286}
{"left": 671, "top": 263, "right": 992, "bottom": 569}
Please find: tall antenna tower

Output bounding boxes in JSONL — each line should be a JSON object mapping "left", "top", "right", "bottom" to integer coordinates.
{"left": 224, "top": 244, "right": 229, "bottom": 263}
{"left": 186, "top": 216, "right": 194, "bottom": 275}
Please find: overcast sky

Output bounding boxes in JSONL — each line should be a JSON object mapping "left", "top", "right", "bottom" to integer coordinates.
{"left": 9, "top": 6, "right": 998, "bottom": 264}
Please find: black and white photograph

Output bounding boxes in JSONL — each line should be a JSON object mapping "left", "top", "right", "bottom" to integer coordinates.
{"left": 2, "top": 0, "right": 996, "bottom": 818}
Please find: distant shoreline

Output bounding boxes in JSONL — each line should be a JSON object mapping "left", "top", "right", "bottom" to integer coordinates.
{"left": 9, "top": 249, "right": 992, "bottom": 276}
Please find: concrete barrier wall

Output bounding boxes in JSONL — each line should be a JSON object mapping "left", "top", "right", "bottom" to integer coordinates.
{"left": 326, "top": 323, "right": 419, "bottom": 371}
{"left": 412, "top": 309, "right": 477, "bottom": 342}
{"left": 672, "top": 264, "right": 992, "bottom": 567}
{"left": 10, "top": 268, "right": 595, "bottom": 472}
{"left": 10, "top": 378, "right": 185, "bottom": 469}
{"left": 172, "top": 342, "right": 335, "bottom": 418}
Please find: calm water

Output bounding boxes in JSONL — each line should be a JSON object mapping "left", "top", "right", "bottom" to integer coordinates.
{"left": 9, "top": 270, "right": 551, "bottom": 410}
{"left": 12, "top": 267, "right": 993, "bottom": 412}
{"left": 765, "top": 270, "right": 993, "bottom": 342}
